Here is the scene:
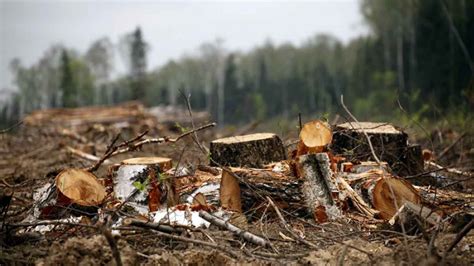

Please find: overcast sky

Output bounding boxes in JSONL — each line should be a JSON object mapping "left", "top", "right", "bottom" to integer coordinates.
{"left": 0, "top": 0, "right": 367, "bottom": 91}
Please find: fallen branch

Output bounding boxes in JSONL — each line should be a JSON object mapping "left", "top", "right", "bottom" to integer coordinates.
{"left": 66, "top": 146, "right": 111, "bottom": 163}
{"left": 199, "top": 210, "right": 270, "bottom": 247}
{"left": 438, "top": 133, "right": 466, "bottom": 160}
{"left": 336, "top": 176, "right": 379, "bottom": 218}
{"left": 122, "top": 218, "right": 184, "bottom": 234}
{"left": 426, "top": 161, "right": 473, "bottom": 177}
{"left": 110, "top": 122, "right": 216, "bottom": 157}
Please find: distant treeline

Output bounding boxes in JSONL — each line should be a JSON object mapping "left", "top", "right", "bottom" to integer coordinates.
{"left": 1, "top": 0, "right": 473, "bottom": 126}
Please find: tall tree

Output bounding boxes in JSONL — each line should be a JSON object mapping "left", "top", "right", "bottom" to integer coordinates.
{"left": 120, "top": 27, "right": 148, "bottom": 101}
{"left": 60, "top": 49, "right": 77, "bottom": 108}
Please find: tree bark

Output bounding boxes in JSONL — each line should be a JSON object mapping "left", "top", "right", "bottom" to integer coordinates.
{"left": 332, "top": 122, "right": 422, "bottom": 176}
{"left": 227, "top": 167, "right": 307, "bottom": 219}
{"left": 210, "top": 133, "right": 287, "bottom": 168}
{"left": 297, "top": 153, "right": 341, "bottom": 222}
{"left": 113, "top": 157, "right": 176, "bottom": 212}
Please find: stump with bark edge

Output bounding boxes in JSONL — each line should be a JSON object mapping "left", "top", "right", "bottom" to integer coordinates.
{"left": 56, "top": 168, "right": 106, "bottom": 206}
{"left": 115, "top": 157, "right": 176, "bottom": 212}
{"left": 37, "top": 169, "right": 106, "bottom": 219}
{"left": 210, "top": 133, "right": 286, "bottom": 168}
{"left": 332, "top": 122, "right": 423, "bottom": 176}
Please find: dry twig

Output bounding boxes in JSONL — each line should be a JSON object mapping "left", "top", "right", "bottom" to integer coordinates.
{"left": 199, "top": 210, "right": 270, "bottom": 247}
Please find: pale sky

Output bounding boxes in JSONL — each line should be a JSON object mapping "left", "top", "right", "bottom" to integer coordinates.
{"left": 0, "top": 0, "right": 367, "bottom": 91}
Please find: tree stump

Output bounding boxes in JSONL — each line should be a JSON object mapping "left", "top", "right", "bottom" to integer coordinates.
{"left": 332, "top": 122, "right": 422, "bottom": 176}
{"left": 210, "top": 133, "right": 287, "bottom": 168}
{"left": 56, "top": 169, "right": 106, "bottom": 206}
{"left": 297, "top": 153, "right": 341, "bottom": 222}
{"left": 114, "top": 157, "right": 176, "bottom": 212}
{"left": 37, "top": 169, "right": 106, "bottom": 219}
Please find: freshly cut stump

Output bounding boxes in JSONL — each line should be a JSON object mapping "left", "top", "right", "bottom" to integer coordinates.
{"left": 332, "top": 122, "right": 423, "bottom": 176}
{"left": 297, "top": 120, "right": 332, "bottom": 156}
{"left": 56, "top": 168, "right": 106, "bottom": 206}
{"left": 210, "top": 133, "right": 286, "bottom": 168}
{"left": 114, "top": 157, "right": 176, "bottom": 212}
{"left": 36, "top": 169, "right": 106, "bottom": 219}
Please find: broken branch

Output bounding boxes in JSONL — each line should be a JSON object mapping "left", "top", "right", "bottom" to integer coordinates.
{"left": 199, "top": 210, "right": 270, "bottom": 247}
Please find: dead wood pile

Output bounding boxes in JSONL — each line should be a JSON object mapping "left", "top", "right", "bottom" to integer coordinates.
{"left": 23, "top": 101, "right": 152, "bottom": 127}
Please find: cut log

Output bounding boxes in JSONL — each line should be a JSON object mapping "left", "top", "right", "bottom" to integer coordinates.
{"left": 56, "top": 168, "right": 106, "bottom": 206}
{"left": 210, "top": 133, "right": 287, "bottom": 168}
{"left": 297, "top": 120, "right": 332, "bottom": 156}
{"left": 23, "top": 101, "right": 149, "bottom": 127}
{"left": 344, "top": 170, "right": 421, "bottom": 220}
{"left": 332, "top": 122, "right": 422, "bottom": 176}
{"left": 297, "top": 153, "right": 341, "bottom": 222}
{"left": 227, "top": 167, "right": 307, "bottom": 219}
{"left": 199, "top": 211, "right": 270, "bottom": 247}
{"left": 389, "top": 202, "right": 442, "bottom": 233}
{"left": 113, "top": 157, "right": 176, "bottom": 212}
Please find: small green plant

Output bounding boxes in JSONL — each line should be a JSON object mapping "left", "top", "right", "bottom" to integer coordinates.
{"left": 175, "top": 122, "right": 189, "bottom": 133}
{"left": 132, "top": 179, "right": 148, "bottom": 191}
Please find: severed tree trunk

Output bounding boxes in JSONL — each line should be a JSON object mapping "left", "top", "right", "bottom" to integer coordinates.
{"left": 332, "top": 122, "right": 423, "bottom": 176}
{"left": 38, "top": 169, "right": 107, "bottom": 219}
{"left": 222, "top": 167, "right": 307, "bottom": 219}
{"left": 210, "top": 133, "right": 287, "bottom": 168}
{"left": 113, "top": 157, "right": 176, "bottom": 212}
{"left": 297, "top": 153, "right": 341, "bottom": 222}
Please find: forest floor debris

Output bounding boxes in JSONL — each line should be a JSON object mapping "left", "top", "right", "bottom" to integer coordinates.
{"left": 1, "top": 104, "right": 473, "bottom": 265}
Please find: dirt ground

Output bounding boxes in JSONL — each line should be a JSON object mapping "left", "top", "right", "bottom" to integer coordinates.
{"left": 0, "top": 119, "right": 473, "bottom": 265}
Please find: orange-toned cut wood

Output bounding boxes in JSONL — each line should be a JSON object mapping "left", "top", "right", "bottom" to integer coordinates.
{"left": 297, "top": 120, "right": 332, "bottom": 156}
{"left": 372, "top": 177, "right": 421, "bottom": 220}
{"left": 220, "top": 170, "right": 242, "bottom": 212}
{"left": 56, "top": 168, "right": 106, "bottom": 206}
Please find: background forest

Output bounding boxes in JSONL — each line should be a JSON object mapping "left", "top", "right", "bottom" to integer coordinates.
{"left": 1, "top": 0, "right": 473, "bottom": 128}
